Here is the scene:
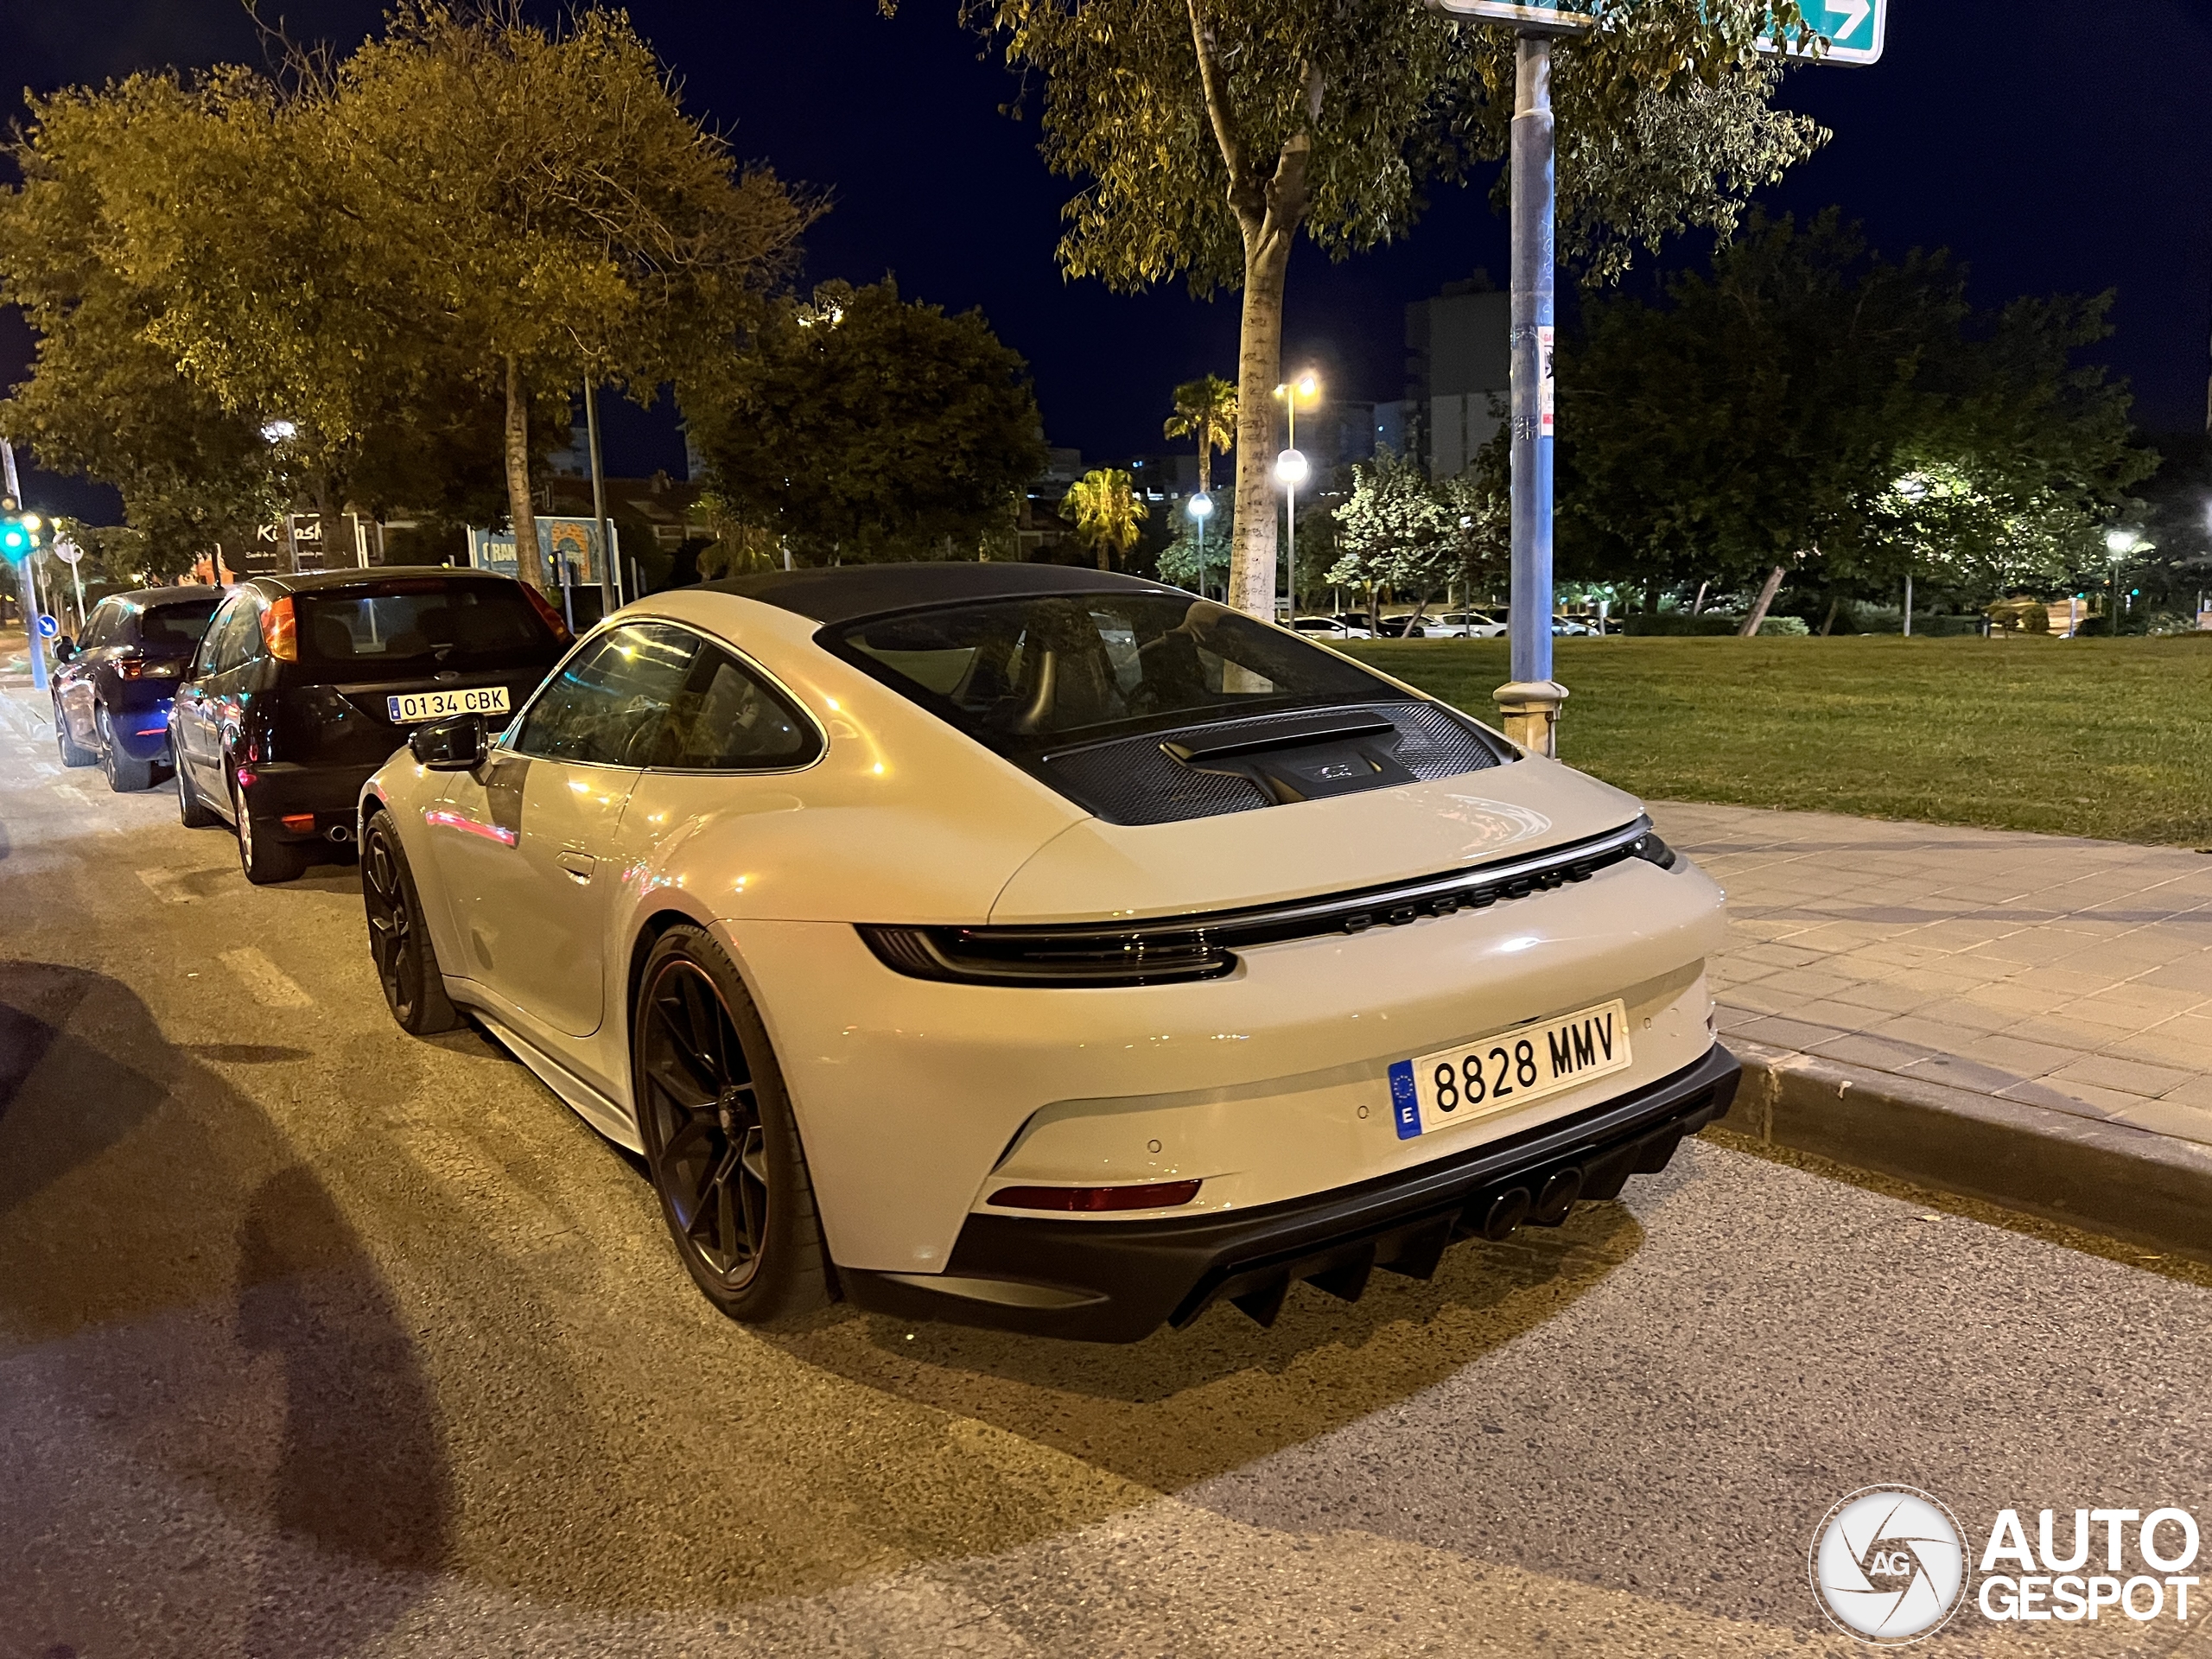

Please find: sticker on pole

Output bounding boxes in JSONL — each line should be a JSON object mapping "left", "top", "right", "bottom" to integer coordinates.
{"left": 36, "top": 613, "right": 58, "bottom": 639}
{"left": 1538, "top": 327, "right": 1555, "bottom": 438}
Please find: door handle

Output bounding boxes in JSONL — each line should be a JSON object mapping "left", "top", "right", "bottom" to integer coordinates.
{"left": 556, "top": 850, "right": 596, "bottom": 883}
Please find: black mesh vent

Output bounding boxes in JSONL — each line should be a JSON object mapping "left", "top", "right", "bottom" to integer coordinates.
{"left": 1035, "top": 700, "right": 1509, "bottom": 826}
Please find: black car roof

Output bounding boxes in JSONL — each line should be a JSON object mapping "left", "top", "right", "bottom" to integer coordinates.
{"left": 250, "top": 564, "right": 518, "bottom": 596}
{"left": 702, "top": 562, "right": 1185, "bottom": 626}
{"left": 101, "top": 584, "right": 227, "bottom": 611}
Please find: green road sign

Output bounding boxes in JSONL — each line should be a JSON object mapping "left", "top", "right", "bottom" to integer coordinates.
{"left": 1763, "top": 0, "right": 1885, "bottom": 66}
{"left": 1432, "top": 0, "right": 1886, "bottom": 65}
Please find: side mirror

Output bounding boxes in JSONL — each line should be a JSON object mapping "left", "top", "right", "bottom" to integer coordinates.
{"left": 51, "top": 637, "right": 75, "bottom": 663}
{"left": 409, "top": 712, "right": 486, "bottom": 771}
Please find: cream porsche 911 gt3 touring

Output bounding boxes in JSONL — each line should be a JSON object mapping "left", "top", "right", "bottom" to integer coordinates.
{"left": 358, "top": 564, "right": 1737, "bottom": 1341}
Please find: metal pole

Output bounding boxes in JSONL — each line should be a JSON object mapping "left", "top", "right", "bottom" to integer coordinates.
{"left": 583, "top": 380, "right": 617, "bottom": 618}
{"left": 0, "top": 438, "right": 40, "bottom": 691}
{"left": 1903, "top": 572, "right": 1912, "bottom": 637}
{"left": 1509, "top": 33, "right": 1555, "bottom": 687}
{"left": 1285, "top": 400, "right": 1297, "bottom": 622}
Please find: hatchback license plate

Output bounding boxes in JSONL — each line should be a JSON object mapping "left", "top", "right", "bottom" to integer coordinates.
{"left": 1389, "top": 999, "right": 1630, "bottom": 1140}
{"left": 386, "top": 686, "right": 511, "bottom": 724}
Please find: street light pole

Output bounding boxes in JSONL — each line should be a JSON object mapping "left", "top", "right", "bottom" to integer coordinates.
{"left": 583, "top": 380, "right": 618, "bottom": 618}
{"left": 1495, "top": 30, "right": 1567, "bottom": 755}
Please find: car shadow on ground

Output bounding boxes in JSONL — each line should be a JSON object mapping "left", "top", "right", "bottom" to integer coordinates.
{"left": 770, "top": 1203, "right": 1647, "bottom": 1497}
{"left": 0, "top": 957, "right": 451, "bottom": 1656}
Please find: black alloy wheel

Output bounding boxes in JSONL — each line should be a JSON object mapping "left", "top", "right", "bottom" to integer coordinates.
{"left": 231, "top": 764, "right": 306, "bottom": 885}
{"left": 632, "top": 926, "right": 832, "bottom": 1323}
{"left": 99, "top": 705, "right": 156, "bottom": 792}
{"left": 175, "top": 742, "right": 218, "bottom": 827}
{"left": 360, "top": 810, "right": 458, "bottom": 1035}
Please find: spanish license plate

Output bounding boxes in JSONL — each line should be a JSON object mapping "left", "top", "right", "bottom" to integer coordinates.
{"left": 1388, "top": 999, "right": 1630, "bottom": 1140}
{"left": 385, "top": 686, "right": 511, "bottom": 724}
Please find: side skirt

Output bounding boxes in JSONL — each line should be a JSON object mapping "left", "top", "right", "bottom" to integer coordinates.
{"left": 464, "top": 999, "right": 645, "bottom": 1154}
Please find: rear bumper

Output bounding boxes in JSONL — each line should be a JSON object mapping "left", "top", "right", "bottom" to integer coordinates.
{"left": 111, "top": 697, "right": 177, "bottom": 762}
{"left": 238, "top": 761, "right": 381, "bottom": 840}
{"left": 842, "top": 1041, "right": 1740, "bottom": 1342}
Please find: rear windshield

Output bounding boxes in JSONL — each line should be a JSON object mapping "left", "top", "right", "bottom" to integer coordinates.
{"left": 133, "top": 595, "right": 222, "bottom": 647}
{"left": 296, "top": 580, "right": 557, "bottom": 672}
{"left": 830, "top": 593, "right": 1395, "bottom": 752}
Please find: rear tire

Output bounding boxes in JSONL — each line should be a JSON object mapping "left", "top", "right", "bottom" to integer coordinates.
{"left": 360, "top": 809, "right": 459, "bottom": 1035}
{"left": 99, "top": 706, "right": 156, "bottom": 792}
{"left": 232, "top": 766, "right": 306, "bottom": 885}
{"left": 55, "top": 702, "right": 96, "bottom": 767}
{"left": 632, "top": 925, "right": 834, "bottom": 1325}
{"left": 175, "top": 745, "right": 218, "bottom": 827}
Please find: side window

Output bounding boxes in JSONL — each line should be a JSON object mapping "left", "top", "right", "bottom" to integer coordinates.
{"left": 508, "top": 623, "right": 699, "bottom": 767}
{"left": 197, "top": 596, "right": 256, "bottom": 678}
{"left": 84, "top": 601, "right": 123, "bottom": 648}
{"left": 645, "top": 645, "right": 819, "bottom": 772}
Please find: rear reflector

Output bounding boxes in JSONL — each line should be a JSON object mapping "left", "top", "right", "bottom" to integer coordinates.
{"left": 988, "top": 1179, "right": 1202, "bottom": 1212}
{"left": 280, "top": 813, "right": 316, "bottom": 834}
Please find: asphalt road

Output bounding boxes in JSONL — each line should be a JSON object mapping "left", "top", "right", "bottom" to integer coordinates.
{"left": 5, "top": 686, "right": 2212, "bottom": 1659}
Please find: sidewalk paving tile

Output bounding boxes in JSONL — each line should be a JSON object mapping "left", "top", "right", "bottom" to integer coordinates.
{"left": 2044, "top": 1054, "right": 2198, "bottom": 1100}
{"left": 2105, "top": 1099, "right": 2212, "bottom": 1148}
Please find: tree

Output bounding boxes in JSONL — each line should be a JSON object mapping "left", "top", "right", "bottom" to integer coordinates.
{"left": 925, "top": 0, "right": 1823, "bottom": 620}
{"left": 1159, "top": 499, "right": 1232, "bottom": 594}
{"left": 1061, "top": 467, "right": 1147, "bottom": 572}
{"left": 0, "top": 76, "right": 281, "bottom": 569}
{"left": 1560, "top": 211, "right": 2152, "bottom": 628}
{"left": 687, "top": 279, "right": 1050, "bottom": 565}
{"left": 1328, "top": 446, "right": 1453, "bottom": 633}
{"left": 1163, "top": 373, "right": 1238, "bottom": 493}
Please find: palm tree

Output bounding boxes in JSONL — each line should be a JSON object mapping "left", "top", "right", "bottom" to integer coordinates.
{"left": 1163, "top": 375, "right": 1238, "bottom": 494}
{"left": 1061, "top": 468, "right": 1147, "bottom": 572}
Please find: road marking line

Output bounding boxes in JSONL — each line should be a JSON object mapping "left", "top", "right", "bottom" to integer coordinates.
{"left": 219, "top": 946, "right": 314, "bottom": 1008}
{"left": 137, "top": 868, "right": 189, "bottom": 904}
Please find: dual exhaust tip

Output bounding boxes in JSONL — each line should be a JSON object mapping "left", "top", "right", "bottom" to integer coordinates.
{"left": 1478, "top": 1168, "right": 1584, "bottom": 1240}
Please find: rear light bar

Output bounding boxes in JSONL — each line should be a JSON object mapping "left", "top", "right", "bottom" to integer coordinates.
{"left": 988, "top": 1179, "right": 1202, "bottom": 1212}
{"left": 857, "top": 817, "right": 1661, "bottom": 988}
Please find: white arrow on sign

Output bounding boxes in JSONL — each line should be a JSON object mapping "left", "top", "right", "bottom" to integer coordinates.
{"left": 1827, "top": 0, "right": 1872, "bottom": 38}
{"left": 1759, "top": 0, "right": 1886, "bottom": 66}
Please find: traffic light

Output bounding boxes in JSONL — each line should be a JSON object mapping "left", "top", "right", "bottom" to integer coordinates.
{"left": 0, "top": 496, "right": 41, "bottom": 565}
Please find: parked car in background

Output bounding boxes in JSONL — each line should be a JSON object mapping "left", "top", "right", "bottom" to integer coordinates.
{"left": 356, "top": 564, "right": 1737, "bottom": 1341}
{"left": 1426, "top": 611, "right": 1510, "bottom": 639}
{"left": 1290, "top": 614, "right": 1370, "bottom": 639}
{"left": 51, "top": 586, "right": 225, "bottom": 791}
{"left": 1373, "top": 616, "right": 1429, "bottom": 639}
{"left": 172, "top": 567, "right": 569, "bottom": 883}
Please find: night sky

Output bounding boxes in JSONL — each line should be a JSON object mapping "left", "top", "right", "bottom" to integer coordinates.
{"left": 5, "top": 0, "right": 2209, "bottom": 521}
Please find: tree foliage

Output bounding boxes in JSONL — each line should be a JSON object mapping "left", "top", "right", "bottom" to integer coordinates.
{"left": 686, "top": 278, "right": 1050, "bottom": 566}
{"left": 912, "top": 0, "right": 1823, "bottom": 619}
{"left": 1329, "top": 446, "right": 1455, "bottom": 630}
{"left": 1061, "top": 467, "right": 1148, "bottom": 572}
{"left": 1163, "top": 373, "right": 1238, "bottom": 493}
{"left": 1559, "top": 211, "right": 2154, "bottom": 616}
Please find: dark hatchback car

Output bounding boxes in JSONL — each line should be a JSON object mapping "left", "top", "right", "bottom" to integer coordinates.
{"left": 52, "top": 585, "right": 226, "bottom": 791}
{"left": 172, "top": 568, "right": 569, "bottom": 883}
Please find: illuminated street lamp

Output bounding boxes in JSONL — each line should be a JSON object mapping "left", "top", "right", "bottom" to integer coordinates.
{"left": 1185, "top": 490, "right": 1214, "bottom": 600}
{"left": 1274, "top": 447, "right": 1309, "bottom": 623}
{"left": 1273, "top": 372, "right": 1321, "bottom": 620}
{"left": 2106, "top": 528, "right": 2144, "bottom": 638}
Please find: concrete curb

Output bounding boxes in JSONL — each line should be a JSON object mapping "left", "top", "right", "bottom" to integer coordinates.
{"left": 0, "top": 682, "right": 49, "bottom": 742}
{"left": 1716, "top": 1039, "right": 2212, "bottom": 1264}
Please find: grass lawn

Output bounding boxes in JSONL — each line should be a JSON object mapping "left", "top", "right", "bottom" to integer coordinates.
{"left": 1343, "top": 635, "right": 2212, "bottom": 846}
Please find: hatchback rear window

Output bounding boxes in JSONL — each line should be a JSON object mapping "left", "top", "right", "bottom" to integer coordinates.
{"left": 830, "top": 593, "right": 1395, "bottom": 753}
{"left": 134, "top": 596, "right": 222, "bottom": 647}
{"left": 296, "top": 580, "right": 556, "bottom": 672}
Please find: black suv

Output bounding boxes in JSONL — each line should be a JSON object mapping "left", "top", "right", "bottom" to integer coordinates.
{"left": 172, "top": 568, "right": 570, "bottom": 883}
{"left": 51, "top": 585, "right": 225, "bottom": 791}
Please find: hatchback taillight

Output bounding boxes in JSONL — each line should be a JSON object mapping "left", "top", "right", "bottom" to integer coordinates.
{"left": 260, "top": 596, "right": 298, "bottom": 662}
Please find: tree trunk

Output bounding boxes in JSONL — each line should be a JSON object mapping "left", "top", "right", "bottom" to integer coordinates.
{"left": 1228, "top": 230, "right": 1293, "bottom": 620}
{"left": 1096, "top": 537, "right": 1110, "bottom": 574}
{"left": 1819, "top": 595, "right": 1840, "bottom": 636}
{"left": 1738, "top": 564, "right": 1787, "bottom": 636}
{"left": 1367, "top": 583, "right": 1381, "bottom": 639}
{"left": 504, "top": 354, "right": 545, "bottom": 593}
